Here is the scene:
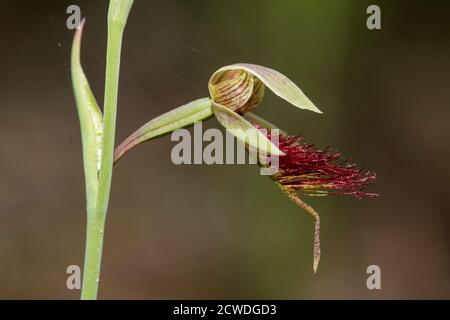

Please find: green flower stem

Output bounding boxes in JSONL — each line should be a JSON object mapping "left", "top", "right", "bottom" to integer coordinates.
{"left": 81, "top": 0, "right": 133, "bottom": 300}
{"left": 80, "top": 212, "right": 106, "bottom": 299}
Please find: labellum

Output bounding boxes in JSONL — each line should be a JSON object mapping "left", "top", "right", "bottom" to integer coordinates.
{"left": 252, "top": 123, "right": 378, "bottom": 273}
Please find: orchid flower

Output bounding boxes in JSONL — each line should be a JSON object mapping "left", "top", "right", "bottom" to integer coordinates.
{"left": 113, "top": 63, "right": 378, "bottom": 273}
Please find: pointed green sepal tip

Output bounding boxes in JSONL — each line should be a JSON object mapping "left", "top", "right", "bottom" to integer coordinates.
{"left": 212, "top": 102, "right": 285, "bottom": 156}
{"left": 211, "top": 63, "right": 323, "bottom": 114}
{"left": 114, "top": 98, "right": 213, "bottom": 163}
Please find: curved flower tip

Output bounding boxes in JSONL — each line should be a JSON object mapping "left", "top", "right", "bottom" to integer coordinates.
{"left": 209, "top": 63, "right": 322, "bottom": 114}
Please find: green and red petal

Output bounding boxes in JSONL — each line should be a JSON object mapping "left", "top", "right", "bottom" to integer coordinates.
{"left": 256, "top": 125, "right": 378, "bottom": 198}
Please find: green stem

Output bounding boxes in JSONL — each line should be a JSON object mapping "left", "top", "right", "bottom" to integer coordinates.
{"left": 80, "top": 213, "right": 106, "bottom": 299}
{"left": 81, "top": 0, "right": 133, "bottom": 300}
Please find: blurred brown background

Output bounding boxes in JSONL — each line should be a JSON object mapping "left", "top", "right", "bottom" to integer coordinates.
{"left": 0, "top": 0, "right": 449, "bottom": 299}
